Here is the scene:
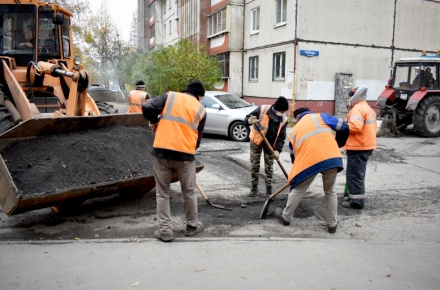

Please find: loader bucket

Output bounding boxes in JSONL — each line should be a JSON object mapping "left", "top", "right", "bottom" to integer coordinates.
{"left": 0, "top": 114, "right": 204, "bottom": 215}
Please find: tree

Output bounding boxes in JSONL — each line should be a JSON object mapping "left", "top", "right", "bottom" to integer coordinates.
{"left": 55, "top": 0, "right": 91, "bottom": 56}
{"left": 118, "top": 49, "right": 146, "bottom": 92}
{"left": 139, "top": 39, "right": 223, "bottom": 97}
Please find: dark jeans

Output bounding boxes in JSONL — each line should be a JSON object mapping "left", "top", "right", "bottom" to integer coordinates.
{"left": 346, "top": 150, "right": 373, "bottom": 209}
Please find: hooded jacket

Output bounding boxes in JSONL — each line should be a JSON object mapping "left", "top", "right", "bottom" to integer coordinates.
{"left": 344, "top": 85, "right": 377, "bottom": 151}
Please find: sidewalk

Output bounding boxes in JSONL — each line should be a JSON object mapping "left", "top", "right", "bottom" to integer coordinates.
{"left": 1, "top": 237, "right": 439, "bottom": 290}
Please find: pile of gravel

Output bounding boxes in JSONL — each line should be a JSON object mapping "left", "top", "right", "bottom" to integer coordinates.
{"left": 1, "top": 125, "right": 155, "bottom": 195}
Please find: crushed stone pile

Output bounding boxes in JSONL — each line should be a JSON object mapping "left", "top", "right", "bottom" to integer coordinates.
{"left": 1, "top": 125, "right": 155, "bottom": 195}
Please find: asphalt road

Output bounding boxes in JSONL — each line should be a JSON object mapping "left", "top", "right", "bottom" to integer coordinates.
{"left": 1, "top": 127, "right": 440, "bottom": 289}
{"left": 1, "top": 129, "right": 439, "bottom": 243}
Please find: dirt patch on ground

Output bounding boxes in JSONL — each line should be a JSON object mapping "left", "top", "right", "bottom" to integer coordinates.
{"left": 2, "top": 125, "right": 155, "bottom": 195}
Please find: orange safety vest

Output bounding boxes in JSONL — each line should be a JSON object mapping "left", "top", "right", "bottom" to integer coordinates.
{"left": 344, "top": 100, "right": 377, "bottom": 150}
{"left": 127, "top": 90, "right": 148, "bottom": 113}
{"left": 249, "top": 105, "right": 287, "bottom": 147}
{"left": 153, "top": 92, "right": 206, "bottom": 155}
{"left": 288, "top": 113, "right": 343, "bottom": 186}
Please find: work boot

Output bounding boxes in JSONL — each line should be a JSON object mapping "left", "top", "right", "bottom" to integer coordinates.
{"left": 342, "top": 200, "right": 364, "bottom": 209}
{"left": 154, "top": 230, "right": 174, "bottom": 242}
{"left": 248, "top": 185, "right": 258, "bottom": 197}
{"left": 266, "top": 186, "right": 272, "bottom": 196}
{"left": 328, "top": 224, "right": 338, "bottom": 234}
{"left": 274, "top": 207, "right": 290, "bottom": 226}
{"left": 185, "top": 222, "right": 205, "bottom": 236}
{"left": 317, "top": 220, "right": 338, "bottom": 233}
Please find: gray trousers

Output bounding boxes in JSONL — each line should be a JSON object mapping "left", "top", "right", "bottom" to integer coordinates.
{"left": 282, "top": 168, "right": 338, "bottom": 227}
{"left": 153, "top": 157, "right": 199, "bottom": 235}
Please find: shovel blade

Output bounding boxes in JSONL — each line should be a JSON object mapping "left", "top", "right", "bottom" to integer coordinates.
{"left": 259, "top": 198, "right": 273, "bottom": 219}
{"left": 205, "top": 199, "right": 232, "bottom": 211}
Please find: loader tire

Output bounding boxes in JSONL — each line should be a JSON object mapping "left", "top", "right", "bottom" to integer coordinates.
{"left": 96, "top": 101, "right": 118, "bottom": 115}
{"left": 0, "top": 106, "right": 15, "bottom": 134}
{"left": 413, "top": 95, "right": 440, "bottom": 137}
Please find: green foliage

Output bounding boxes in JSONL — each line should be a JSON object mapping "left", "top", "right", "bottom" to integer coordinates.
{"left": 139, "top": 39, "right": 223, "bottom": 97}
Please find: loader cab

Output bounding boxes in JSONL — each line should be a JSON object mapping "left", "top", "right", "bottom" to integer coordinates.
{"left": 0, "top": 3, "right": 71, "bottom": 66}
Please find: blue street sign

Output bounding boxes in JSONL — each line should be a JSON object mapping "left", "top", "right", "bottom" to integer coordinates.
{"left": 300, "top": 50, "right": 319, "bottom": 57}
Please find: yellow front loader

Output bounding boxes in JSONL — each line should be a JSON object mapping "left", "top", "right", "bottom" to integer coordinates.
{"left": 0, "top": 1, "right": 203, "bottom": 215}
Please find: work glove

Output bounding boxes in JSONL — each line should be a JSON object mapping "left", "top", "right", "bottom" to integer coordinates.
{"left": 248, "top": 116, "right": 258, "bottom": 125}
{"left": 149, "top": 122, "right": 158, "bottom": 132}
{"left": 273, "top": 150, "right": 280, "bottom": 160}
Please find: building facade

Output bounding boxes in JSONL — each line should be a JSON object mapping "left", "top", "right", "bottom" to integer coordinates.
{"left": 137, "top": 0, "right": 440, "bottom": 114}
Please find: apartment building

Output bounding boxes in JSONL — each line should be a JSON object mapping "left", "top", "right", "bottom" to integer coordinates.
{"left": 138, "top": 0, "right": 440, "bottom": 114}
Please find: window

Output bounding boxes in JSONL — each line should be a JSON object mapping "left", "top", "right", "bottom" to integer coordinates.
{"left": 208, "top": 8, "right": 226, "bottom": 37}
{"left": 273, "top": 52, "right": 285, "bottom": 81}
{"left": 149, "top": 1, "right": 155, "bottom": 19}
{"left": 164, "top": 23, "right": 166, "bottom": 37}
{"left": 275, "top": 0, "right": 286, "bottom": 24}
{"left": 217, "top": 53, "right": 230, "bottom": 78}
{"left": 150, "top": 23, "right": 155, "bottom": 39}
{"left": 169, "top": 0, "right": 172, "bottom": 9}
{"left": 62, "top": 18, "right": 71, "bottom": 57}
{"left": 169, "top": 20, "right": 172, "bottom": 34}
{"left": 251, "top": 7, "right": 260, "bottom": 33}
{"left": 175, "top": 0, "right": 179, "bottom": 19}
{"left": 249, "top": 56, "right": 259, "bottom": 81}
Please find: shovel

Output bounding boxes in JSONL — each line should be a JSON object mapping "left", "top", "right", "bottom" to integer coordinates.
{"left": 255, "top": 122, "right": 289, "bottom": 179}
{"left": 260, "top": 182, "right": 290, "bottom": 219}
{"left": 196, "top": 182, "right": 232, "bottom": 211}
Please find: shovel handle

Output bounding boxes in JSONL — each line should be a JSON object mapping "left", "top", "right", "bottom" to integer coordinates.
{"left": 256, "top": 123, "right": 289, "bottom": 179}
{"left": 195, "top": 181, "right": 232, "bottom": 211}
{"left": 268, "top": 182, "right": 291, "bottom": 200}
{"left": 195, "top": 181, "right": 209, "bottom": 201}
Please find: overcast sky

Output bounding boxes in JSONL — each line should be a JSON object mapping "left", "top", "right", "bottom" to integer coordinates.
{"left": 89, "top": 0, "right": 137, "bottom": 42}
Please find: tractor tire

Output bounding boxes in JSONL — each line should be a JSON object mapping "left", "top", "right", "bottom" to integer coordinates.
{"left": 413, "top": 95, "right": 440, "bottom": 137}
{"left": 96, "top": 101, "right": 118, "bottom": 115}
{"left": 0, "top": 106, "right": 15, "bottom": 134}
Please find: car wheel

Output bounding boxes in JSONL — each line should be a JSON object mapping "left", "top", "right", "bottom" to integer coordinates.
{"left": 229, "top": 121, "right": 250, "bottom": 142}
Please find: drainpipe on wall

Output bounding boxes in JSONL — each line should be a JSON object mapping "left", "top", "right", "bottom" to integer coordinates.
{"left": 292, "top": 37, "right": 298, "bottom": 113}
{"left": 292, "top": 0, "right": 299, "bottom": 113}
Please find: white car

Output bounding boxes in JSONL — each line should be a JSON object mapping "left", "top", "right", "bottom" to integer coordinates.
{"left": 201, "top": 91, "right": 257, "bottom": 142}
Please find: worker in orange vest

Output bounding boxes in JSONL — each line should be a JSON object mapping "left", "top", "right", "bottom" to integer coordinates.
{"left": 274, "top": 107, "right": 349, "bottom": 233}
{"left": 245, "top": 96, "right": 289, "bottom": 197}
{"left": 127, "top": 80, "right": 150, "bottom": 113}
{"left": 142, "top": 80, "right": 207, "bottom": 242}
{"left": 343, "top": 85, "right": 377, "bottom": 209}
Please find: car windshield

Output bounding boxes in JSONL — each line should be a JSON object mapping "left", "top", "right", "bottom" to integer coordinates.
{"left": 215, "top": 94, "right": 252, "bottom": 109}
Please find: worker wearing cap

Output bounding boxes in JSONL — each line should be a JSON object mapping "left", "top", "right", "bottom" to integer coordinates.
{"left": 274, "top": 107, "right": 349, "bottom": 233}
{"left": 245, "top": 96, "right": 289, "bottom": 197}
{"left": 127, "top": 80, "right": 150, "bottom": 113}
{"left": 142, "top": 80, "right": 207, "bottom": 242}
{"left": 343, "top": 85, "right": 377, "bottom": 209}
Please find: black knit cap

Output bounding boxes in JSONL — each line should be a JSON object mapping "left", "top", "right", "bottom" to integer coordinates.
{"left": 136, "top": 80, "right": 145, "bottom": 88}
{"left": 293, "top": 107, "right": 310, "bottom": 118}
{"left": 183, "top": 80, "right": 205, "bottom": 97}
{"left": 274, "top": 96, "right": 289, "bottom": 111}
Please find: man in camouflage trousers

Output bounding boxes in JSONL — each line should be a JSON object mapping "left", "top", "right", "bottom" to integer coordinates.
{"left": 245, "top": 96, "right": 289, "bottom": 197}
